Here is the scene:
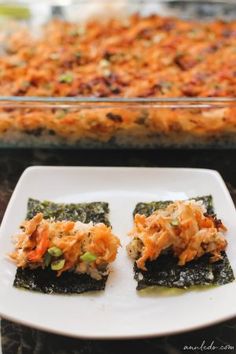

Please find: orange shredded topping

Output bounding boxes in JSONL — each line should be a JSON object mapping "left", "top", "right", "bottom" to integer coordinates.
{"left": 128, "top": 200, "right": 227, "bottom": 270}
{"left": 9, "top": 213, "right": 120, "bottom": 276}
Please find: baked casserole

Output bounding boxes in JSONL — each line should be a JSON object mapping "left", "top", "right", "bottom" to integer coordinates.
{"left": 0, "top": 14, "right": 236, "bottom": 147}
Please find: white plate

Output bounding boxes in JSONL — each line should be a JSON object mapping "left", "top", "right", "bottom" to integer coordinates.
{"left": 0, "top": 167, "right": 235, "bottom": 339}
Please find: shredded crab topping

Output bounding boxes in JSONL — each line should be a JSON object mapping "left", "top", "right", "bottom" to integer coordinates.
{"left": 10, "top": 213, "right": 120, "bottom": 278}
{"left": 127, "top": 200, "right": 227, "bottom": 270}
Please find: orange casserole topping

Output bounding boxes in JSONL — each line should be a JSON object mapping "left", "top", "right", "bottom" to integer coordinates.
{"left": 0, "top": 14, "right": 236, "bottom": 98}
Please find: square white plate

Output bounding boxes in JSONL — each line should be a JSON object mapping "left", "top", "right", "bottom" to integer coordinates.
{"left": 0, "top": 167, "right": 235, "bottom": 339}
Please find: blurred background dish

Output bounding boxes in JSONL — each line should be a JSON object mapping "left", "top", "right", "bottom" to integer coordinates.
{"left": 0, "top": 1, "right": 235, "bottom": 148}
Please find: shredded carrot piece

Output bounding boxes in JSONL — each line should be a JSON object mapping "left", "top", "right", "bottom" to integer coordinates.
{"left": 27, "top": 224, "right": 49, "bottom": 262}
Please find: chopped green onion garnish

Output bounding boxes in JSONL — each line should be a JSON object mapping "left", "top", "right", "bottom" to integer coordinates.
{"left": 58, "top": 72, "right": 74, "bottom": 84}
{"left": 80, "top": 252, "right": 97, "bottom": 263}
{"left": 21, "top": 81, "right": 30, "bottom": 88}
{"left": 55, "top": 110, "right": 67, "bottom": 119}
{"left": 43, "top": 252, "right": 51, "bottom": 267}
{"left": 170, "top": 219, "right": 179, "bottom": 227}
{"left": 49, "top": 53, "right": 60, "bottom": 60}
{"left": 51, "top": 259, "right": 65, "bottom": 271}
{"left": 69, "top": 29, "right": 79, "bottom": 37}
{"left": 48, "top": 246, "right": 63, "bottom": 257}
{"left": 75, "top": 52, "right": 81, "bottom": 58}
{"left": 99, "top": 59, "right": 110, "bottom": 68}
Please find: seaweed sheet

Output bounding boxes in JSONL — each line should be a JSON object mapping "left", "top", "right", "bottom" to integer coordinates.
{"left": 14, "top": 198, "right": 110, "bottom": 294}
{"left": 133, "top": 195, "right": 235, "bottom": 290}
{"left": 27, "top": 198, "right": 110, "bottom": 225}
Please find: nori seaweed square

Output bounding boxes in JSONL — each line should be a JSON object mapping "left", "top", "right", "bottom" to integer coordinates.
{"left": 26, "top": 198, "right": 110, "bottom": 226}
{"left": 133, "top": 195, "right": 235, "bottom": 290}
{"left": 13, "top": 198, "right": 110, "bottom": 294}
{"left": 14, "top": 268, "right": 108, "bottom": 294}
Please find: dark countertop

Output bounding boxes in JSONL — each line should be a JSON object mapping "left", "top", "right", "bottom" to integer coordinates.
{"left": 1, "top": 149, "right": 236, "bottom": 354}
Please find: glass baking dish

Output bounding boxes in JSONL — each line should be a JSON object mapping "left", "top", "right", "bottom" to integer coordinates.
{"left": 0, "top": 0, "right": 235, "bottom": 148}
{"left": 0, "top": 97, "right": 235, "bottom": 148}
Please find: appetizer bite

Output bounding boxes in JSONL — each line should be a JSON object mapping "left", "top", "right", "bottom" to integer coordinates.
{"left": 10, "top": 198, "right": 120, "bottom": 294}
{"left": 127, "top": 196, "right": 234, "bottom": 290}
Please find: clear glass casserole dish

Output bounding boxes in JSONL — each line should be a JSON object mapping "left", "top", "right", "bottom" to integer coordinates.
{"left": 0, "top": 0, "right": 235, "bottom": 148}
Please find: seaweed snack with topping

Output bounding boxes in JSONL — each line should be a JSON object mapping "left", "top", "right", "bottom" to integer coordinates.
{"left": 9, "top": 198, "right": 120, "bottom": 294}
{"left": 127, "top": 196, "right": 234, "bottom": 290}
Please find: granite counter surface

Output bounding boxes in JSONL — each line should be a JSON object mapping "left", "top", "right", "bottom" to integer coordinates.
{"left": 0, "top": 149, "right": 235, "bottom": 354}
